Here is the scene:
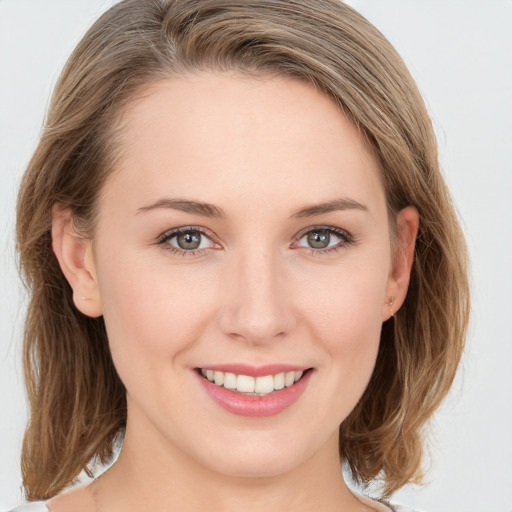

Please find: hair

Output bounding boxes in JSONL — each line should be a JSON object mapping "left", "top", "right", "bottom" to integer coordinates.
{"left": 16, "top": 0, "right": 469, "bottom": 501}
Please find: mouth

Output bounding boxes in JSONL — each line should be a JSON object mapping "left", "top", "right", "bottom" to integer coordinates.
{"left": 196, "top": 367, "right": 312, "bottom": 397}
{"left": 195, "top": 365, "right": 314, "bottom": 417}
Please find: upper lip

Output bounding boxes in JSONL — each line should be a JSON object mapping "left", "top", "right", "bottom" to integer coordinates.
{"left": 195, "top": 364, "right": 311, "bottom": 377}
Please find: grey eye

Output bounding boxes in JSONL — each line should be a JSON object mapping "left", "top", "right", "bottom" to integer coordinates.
{"left": 306, "top": 229, "right": 331, "bottom": 249}
{"left": 162, "top": 227, "right": 218, "bottom": 254}
{"left": 174, "top": 230, "right": 203, "bottom": 250}
{"left": 295, "top": 227, "right": 350, "bottom": 252}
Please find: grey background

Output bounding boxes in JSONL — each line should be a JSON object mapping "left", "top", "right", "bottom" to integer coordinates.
{"left": 1, "top": 1, "right": 511, "bottom": 510}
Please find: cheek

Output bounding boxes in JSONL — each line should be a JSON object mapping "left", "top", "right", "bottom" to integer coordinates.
{"left": 296, "top": 258, "right": 387, "bottom": 402}
{"left": 297, "top": 254, "right": 389, "bottom": 337}
{"left": 95, "top": 252, "right": 217, "bottom": 378}
{"left": 314, "top": 289, "right": 383, "bottom": 380}
{"left": 309, "top": 301, "right": 382, "bottom": 424}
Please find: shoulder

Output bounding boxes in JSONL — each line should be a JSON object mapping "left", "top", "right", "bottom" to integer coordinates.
{"left": 7, "top": 485, "right": 93, "bottom": 512}
{"left": 7, "top": 503, "right": 49, "bottom": 512}
{"left": 355, "top": 492, "right": 424, "bottom": 512}
{"left": 388, "top": 504, "right": 425, "bottom": 512}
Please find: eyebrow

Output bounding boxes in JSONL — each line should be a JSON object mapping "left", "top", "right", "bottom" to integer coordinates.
{"left": 136, "top": 197, "right": 368, "bottom": 219}
{"left": 137, "top": 198, "right": 225, "bottom": 218}
{"left": 291, "top": 198, "right": 368, "bottom": 218}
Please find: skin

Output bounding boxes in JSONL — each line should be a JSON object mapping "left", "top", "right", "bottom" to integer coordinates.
{"left": 50, "top": 73, "right": 418, "bottom": 512}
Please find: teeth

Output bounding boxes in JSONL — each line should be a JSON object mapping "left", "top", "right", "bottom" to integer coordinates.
{"left": 237, "top": 374, "right": 255, "bottom": 393}
{"left": 255, "top": 375, "right": 274, "bottom": 394}
{"left": 214, "top": 371, "right": 224, "bottom": 386}
{"left": 274, "top": 372, "right": 285, "bottom": 390}
{"left": 200, "top": 368, "right": 306, "bottom": 395}
{"left": 223, "top": 372, "right": 237, "bottom": 390}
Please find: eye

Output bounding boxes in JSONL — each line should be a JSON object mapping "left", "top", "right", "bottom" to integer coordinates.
{"left": 158, "top": 227, "right": 219, "bottom": 254}
{"left": 294, "top": 227, "right": 353, "bottom": 252}
{"left": 172, "top": 230, "right": 207, "bottom": 250}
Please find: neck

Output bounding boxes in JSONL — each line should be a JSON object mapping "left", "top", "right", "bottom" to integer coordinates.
{"left": 94, "top": 414, "right": 366, "bottom": 512}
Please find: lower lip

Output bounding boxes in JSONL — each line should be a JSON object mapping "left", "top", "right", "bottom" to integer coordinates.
{"left": 196, "top": 370, "right": 313, "bottom": 417}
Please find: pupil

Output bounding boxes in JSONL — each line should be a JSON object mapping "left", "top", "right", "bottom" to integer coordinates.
{"left": 177, "top": 231, "right": 201, "bottom": 250}
{"left": 307, "top": 230, "right": 330, "bottom": 249}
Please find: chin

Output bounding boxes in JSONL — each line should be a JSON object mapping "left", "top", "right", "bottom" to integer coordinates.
{"left": 189, "top": 431, "right": 326, "bottom": 479}
{"left": 208, "top": 453, "right": 303, "bottom": 479}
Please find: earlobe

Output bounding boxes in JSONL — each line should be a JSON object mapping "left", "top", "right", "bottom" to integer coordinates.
{"left": 382, "top": 206, "right": 419, "bottom": 321}
{"left": 51, "top": 204, "right": 103, "bottom": 318}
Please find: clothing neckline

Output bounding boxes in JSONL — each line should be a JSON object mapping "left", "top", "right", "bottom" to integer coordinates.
{"left": 352, "top": 491, "right": 393, "bottom": 512}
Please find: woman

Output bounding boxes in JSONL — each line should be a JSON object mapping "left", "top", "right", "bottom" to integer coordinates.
{"left": 12, "top": 0, "right": 469, "bottom": 511}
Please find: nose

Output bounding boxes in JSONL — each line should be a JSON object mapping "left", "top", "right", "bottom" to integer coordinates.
{"left": 216, "top": 248, "right": 297, "bottom": 345}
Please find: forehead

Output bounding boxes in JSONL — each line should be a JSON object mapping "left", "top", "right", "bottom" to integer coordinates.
{"left": 102, "top": 72, "right": 385, "bottom": 217}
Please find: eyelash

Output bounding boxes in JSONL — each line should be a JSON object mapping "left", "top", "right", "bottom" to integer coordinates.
{"left": 157, "top": 225, "right": 355, "bottom": 257}
{"left": 292, "top": 225, "right": 355, "bottom": 255}
{"left": 157, "top": 226, "right": 218, "bottom": 257}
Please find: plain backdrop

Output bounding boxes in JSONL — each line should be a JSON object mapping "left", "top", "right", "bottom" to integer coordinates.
{"left": 1, "top": 1, "right": 511, "bottom": 511}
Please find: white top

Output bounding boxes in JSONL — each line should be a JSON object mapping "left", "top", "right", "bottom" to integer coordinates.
{"left": 355, "top": 493, "right": 422, "bottom": 512}
{"left": 8, "top": 504, "right": 49, "bottom": 512}
{"left": 7, "top": 495, "right": 422, "bottom": 512}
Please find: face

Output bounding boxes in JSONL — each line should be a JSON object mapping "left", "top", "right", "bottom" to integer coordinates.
{"left": 78, "top": 73, "right": 409, "bottom": 478}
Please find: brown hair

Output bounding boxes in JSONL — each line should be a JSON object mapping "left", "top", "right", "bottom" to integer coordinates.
{"left": 16, "top": 0, "right": 469, "bottom": 501}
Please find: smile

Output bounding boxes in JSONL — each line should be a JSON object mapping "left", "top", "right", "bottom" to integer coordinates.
{"left": 196, "top": 366, "right": 314, "bottom": 417}
{"left": 199, "top": 368, "right": 305, "bottom": 396}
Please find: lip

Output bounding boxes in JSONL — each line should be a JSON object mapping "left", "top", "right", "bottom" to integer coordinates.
{"left": 195, "top": 366, "right": 314, "bottom": 417}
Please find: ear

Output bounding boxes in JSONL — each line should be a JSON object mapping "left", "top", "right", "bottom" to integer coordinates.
{"left": 382, "top": 206, "right": 419, "bottom": 321}
{"left": 51, "top": 204, "right": 103, "bottom": 318}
